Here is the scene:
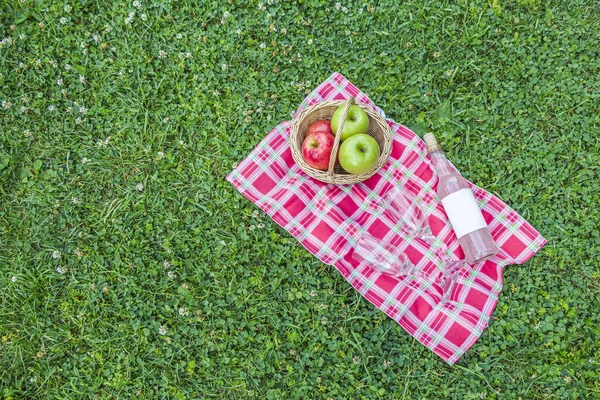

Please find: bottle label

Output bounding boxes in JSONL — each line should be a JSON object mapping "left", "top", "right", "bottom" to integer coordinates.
{"left": 441, "top": 188, "right": 488, "bottom": 239}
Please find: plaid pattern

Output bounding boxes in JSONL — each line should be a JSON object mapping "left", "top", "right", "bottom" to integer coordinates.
{"left": 226, "top": 72, "right": 546, "bottom": 365}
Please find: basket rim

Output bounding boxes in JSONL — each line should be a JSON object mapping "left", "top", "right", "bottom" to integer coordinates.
{"left": 290, "top": 98, "right": 393, "bottom": 185}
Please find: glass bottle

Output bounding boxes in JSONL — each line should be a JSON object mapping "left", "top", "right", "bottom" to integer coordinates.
{"left": 423, "top": 133, "right": 498, "bottom": 264}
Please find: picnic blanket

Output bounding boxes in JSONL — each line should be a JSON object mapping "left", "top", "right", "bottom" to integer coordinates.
{"left": 226, "top": 72, "right": 546, "bottom": 365}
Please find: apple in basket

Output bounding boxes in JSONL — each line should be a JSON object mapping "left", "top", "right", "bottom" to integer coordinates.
{"left": 306, "top": 119, "right": 333, "bottom": 137}
{"left": 302, "top": 131, "right": 335, "bottom": 170}
{"left": 331, "top": 104, "right": 369, "bottom": 141}
{"left": 338, "top": 133, "right": 380, "bottom": 174}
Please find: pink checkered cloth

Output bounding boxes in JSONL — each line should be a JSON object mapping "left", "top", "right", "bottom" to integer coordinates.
{"left": 226, "top": 72, "right": 546, "bottom": 365}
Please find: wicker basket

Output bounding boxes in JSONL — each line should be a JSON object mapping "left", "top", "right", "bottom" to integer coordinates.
{"left": 290, "top": 97, "right": 393, "bottom": 184}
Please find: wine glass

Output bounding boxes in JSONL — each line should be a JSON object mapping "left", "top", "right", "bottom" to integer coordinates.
{"left": 380, "top": 186, "right": 465, "bottom": 299}
{"left": 352, "top": 231, "right": 414, "bottom": 278}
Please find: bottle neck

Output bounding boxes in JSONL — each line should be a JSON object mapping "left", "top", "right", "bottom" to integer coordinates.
{"left": 430, "top": 150, "right": 454, "bottom": 176}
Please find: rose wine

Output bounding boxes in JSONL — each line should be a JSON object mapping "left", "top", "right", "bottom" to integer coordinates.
{"left": 423, "top": 133, "right": 498, "bottom": 264}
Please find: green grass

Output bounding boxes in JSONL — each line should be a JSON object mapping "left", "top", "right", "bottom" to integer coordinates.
{"left": 1, "top": 0, "right": 599, "bottom": 398}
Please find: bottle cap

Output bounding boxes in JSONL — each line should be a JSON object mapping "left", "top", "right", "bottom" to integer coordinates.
{"left": 423, "top": 132, "right": 441, "bottom": 153}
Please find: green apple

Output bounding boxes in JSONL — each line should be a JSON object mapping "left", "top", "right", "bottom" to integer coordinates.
{"left": 338, "top": 133, "right": 380, "bottom": 174}
{"left": 330, "top": 104, "right": 369, "bottom": 141}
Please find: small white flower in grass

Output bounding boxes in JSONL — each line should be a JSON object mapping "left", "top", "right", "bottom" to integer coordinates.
{"left": 383, "top": 360, "right": 391, "bottom": 368}
{"left": 79, "top": 75, "right": 86, "bottom": 83}
{"left": 213, "top": 90, "right": 220, "bottom": 97}
{"left": 307, "top": 38, "right": 313, "bottom": 45}
{"left": 221, "top": 63, "right": 228, "bottom": 71}
{"left": 236, "top": 28, "right": 242, "bottom": 35}
{"left": 19, "top": 33, "right": 26, "bottom": 39}
{"left": 167, "top": 248, "right": 173, "bottom": 254}
{"left": 75, "top": 117, "right": 84, "bottom": 125}
{"left": 52, "top": 250, "right": 62, "bottom": 259}
{"left": 335, "top": 2, "right": 341, "bottom": 10}
{"left": 219, "top": 240, "right": 226, "bottom": 246}
{"left": 72, "top": 197, "right": 79, "bottom": 204}
{"left": 185, "top": 52, "right": 192, "bottom": 59}
{"left": 56, "top": 266, "right": 68, "bottom": 274}
{"left": 158, "top": 325, "right": 167, "bottom": 335}
{"left": 178, "top": 307, "right": 188, "bottom": 316}
{"left": 478, "top": 393, "right": 485, "bottom": 399}
{"left": 93, "top": 34, "right": 101, "bottom": 43}
{"left": 24, "top": 129, "right": 31, "bottom": 137}
{"left": 249, "top": 225, "right": 255, "bottom": 230}
{"left": 140, "top": 13, "right": 147, "bottom": 21}
{"left": 158, "top": 50, "right": 167, "bottom": 58}
{"left": 97, "top": 137, "right": 110, "bottom": 147}
{"left": 258, "top": 2, "right": 266, "bottom": 11}
{"left": 590, "top": 359, "right": 595, "bottom": 364}
{"left": 223, "top": 11, "right": 231, "bottom": 19}
{"left": 321, "top": 316, "right": 328, "bottom": 325}
{"left": 64, "top": 4, "right": 72, "bottom": 12}
{"left": 310, "top": 290, "right": 317, "bottom": 297}
{"left": 176, "top": 33, "right": 183, "bottom": 39}
{"left": 353, "top": 356, "right": 360, "bottom": 364}
{"left": 76, "top": 248, "right": 83, "bottom": 257}
{"left": 79, "top": 106, "right": 88, "bottom": 114}
{"left": 534, "top": 322, "right": 541, "bottom": 330}
{"left": 81, "top": 157, "right": 89, "bottom": 164}
{"left": 280, "top": 27, "right": 287, "bottom": 34}
{"left": 136, "top": 183, "right": 144, "bottom": 192}
{"left": 60, "top": 17, "right": 68, "bottom": 25}
{"left": 163, "top": 260, "right": 170, "bottom": 268}
{"left": 358, "top": 8, "right": 363, "bottom": 14}
{"left": 259, "top": 43, "right": 266, "bottom": 49}
{"left": 133, "top": 0, "right": 142, "bottom": 9}
{"left": 65, "top": 64, "right": 71, "bottom": 71}
{"left": 167, "top": 271, "right": 175, "bottom": 279}
{"left": 257, "top": 223, "right": 265, "bottom": 229}
{"left": 20, "top": 106, "right": 28, "bottom": 113}
{"left": 267, "top": 0, "right": 273, "bottom": 4}
{"left": 48, "top": 105, "right": 56, "bottom": 112}
{"left": 11, "top": 276, "right": 17, "bottom": 283}
{"left": 2, "top": 101, "right": 12, "bottom": 110}
{"left": 57, "top": 79, "right": 63, "bottom": 86}
{"left": 342, "top": 6, "right": 348, "bottom": 13}
{"left": 157, "top": 151, "right": 165, "bottom": 159}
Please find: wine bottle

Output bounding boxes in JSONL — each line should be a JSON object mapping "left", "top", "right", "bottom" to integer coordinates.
{"left": 423, "top": 133, "right": 498, "bottom": 264}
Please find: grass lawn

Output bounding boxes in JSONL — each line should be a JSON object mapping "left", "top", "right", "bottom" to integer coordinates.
{"left": 1, "top": 0, "right": 599, "bottom": 398}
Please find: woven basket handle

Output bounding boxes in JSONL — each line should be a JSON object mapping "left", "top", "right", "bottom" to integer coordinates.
{"left": 327, "top": 97, "right": 355, "bottom": 181}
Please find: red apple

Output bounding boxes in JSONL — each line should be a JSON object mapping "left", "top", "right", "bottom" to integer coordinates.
{"left": 306, "top": 120, "right": 333, "bottom": 137}
{"left": 302, "top": 131, "right": 335, "bottom": 170}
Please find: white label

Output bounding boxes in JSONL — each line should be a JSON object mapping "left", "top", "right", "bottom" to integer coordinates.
{"left": 441, "top": 188, "right": 488, "bottom": 239}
